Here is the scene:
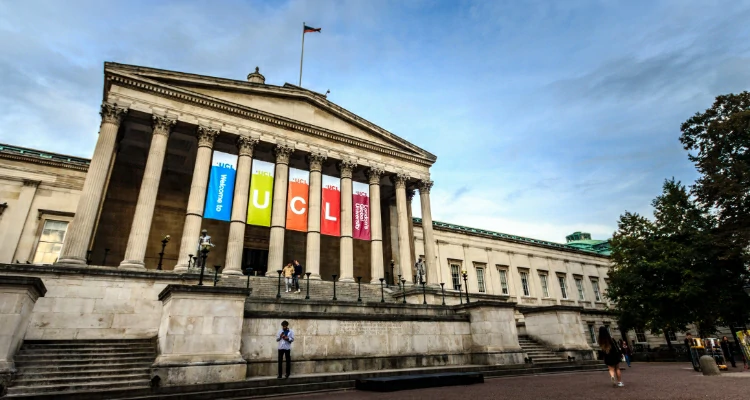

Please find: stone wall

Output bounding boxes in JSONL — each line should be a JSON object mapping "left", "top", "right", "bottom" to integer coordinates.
{"left": 0, "top": 264, "right": 197, "bottom": 340}
{"left": 523, "top": 306, "right": 594, "bottom": 360}
{"left": 241, "top": 299, "right": 472, "bottom": 376}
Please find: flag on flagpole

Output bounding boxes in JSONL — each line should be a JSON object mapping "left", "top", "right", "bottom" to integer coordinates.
{"left": 304, "top": 25, "right": 321, "bottom": 33}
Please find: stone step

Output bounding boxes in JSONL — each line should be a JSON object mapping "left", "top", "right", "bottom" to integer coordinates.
{"left": 14, "top": 356, "right": 155, "bottom": 366}
{"left": 14, "top": 368, "right": 151, "bottom": 380}
{"left": 18, "top": 347, "right": 154, "bottom": 355}
{"left": 12, "top": 373, "right": 150, "bottom": 386}
{"left": 15, "top": 352, "right": 155, "bottom": 361}
{"left": 22, "top": 340, "right": 154, "bottom": 347}
{"left": 6, "top": 380, "right": 150, "bottom": 395}
{"left": 17, "top": 362, "right": 153, "bottom": 374}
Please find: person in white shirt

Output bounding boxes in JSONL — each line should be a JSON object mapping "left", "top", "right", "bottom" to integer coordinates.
{"left": 276, "top": 320, "right": 294, "bottom": 378}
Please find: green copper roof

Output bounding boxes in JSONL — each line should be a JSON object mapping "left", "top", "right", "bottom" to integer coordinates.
{"left": 0, "top": 143, "right": 89, "bottom": 170}
{"left": 413, "top": 217, "right": 610, "bottom": 257}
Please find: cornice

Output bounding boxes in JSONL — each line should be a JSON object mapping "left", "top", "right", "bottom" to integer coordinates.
{"left": 0, "top": 146, "right": 89, "bottom": 172}
{"left": 106, "top": 70, "right": 436, "bottom": 168}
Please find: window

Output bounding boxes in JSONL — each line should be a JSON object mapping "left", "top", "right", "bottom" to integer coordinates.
{"left": 558, "top": 275, "right": 568, "bottom": 299}
{"left": 450, "top": 264, "right": 461, "bottom": 290}
{"left": 476, "top": 267, "right": 486, "bottom": 293}
{"left": 519, "top": 271, "right": 530, "bottom": 297}
{"left": 575, "top": 277, "right": 585, "bottom": 300}
{"left": 668, "top": 331, "right": 677, "bottom": 341}
{"left": 539, "top": 274, "right": 549, "bottom": 298}
{"left": 498, "top": 268, "right": 509, "bottom": 295}
{"left": 588, "top": 324, "right": 597, "bottom": 344}
{"left": 591, "top": 279, "right": 602, "bottom": 302}
{"left": 635, "top": 328, "right": 647, "bottom": 343}
{"left": 33, "top": 220, "right": 69, "bottom": 264}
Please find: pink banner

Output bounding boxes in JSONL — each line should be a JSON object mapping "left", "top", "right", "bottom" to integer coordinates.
{"left": 352, "top": 181, "right": 370, "bottom": 240}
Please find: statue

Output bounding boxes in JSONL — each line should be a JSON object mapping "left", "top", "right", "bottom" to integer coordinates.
{"left": 415, "top": 258, "right": 425, "bottom": 284}
{"left": 196, "top": 229, "right": 214, "bottom": 268}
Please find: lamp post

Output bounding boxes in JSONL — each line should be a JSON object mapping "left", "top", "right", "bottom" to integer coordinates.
{"left": 461, "top": 267, "right": 470, "bottom": 304}
{"left": 276, "top": 270, "right": 282, "bottom": 299}
{"left": 305, "top": 272, "right": 311, "bottom": 300}
{"left": 421, "top": 281, "right": 427, "bottom": 305}
{"left": 157, "top": 235, "right": 171, "bottom": 270}
{"left": 197, "top": 244, "right": 210, "bottom": 286}
{"left": 440, "top": 283, "right": 446, "bottom": 305}
{"left": 397, "top": 274, "right": 402, "bottom": 290}
{"left": 86, "top": 250, "right": 92, "bottom": 265}
{"left": 246, "top": 268, "right": 252, "bottom": 290}
{"left": 401, "top": 278, "right": 407, "bottom": 304}
{"left": 457, "top": 284, "right": 463, "bottom": 305}
{"left": 332, "top": 275, "right": 338, "bottom": 301}
{"left": 212, "top": 265, "right": 223, "bottom": 286}
{"left": 356, "top": 277, "right": 363, "bottom": 303}
{"left": 102, "top": 248, "right": 110, "bottom": 265}
{"left": 379, "top": 278, "right": 385, "bottom": 303}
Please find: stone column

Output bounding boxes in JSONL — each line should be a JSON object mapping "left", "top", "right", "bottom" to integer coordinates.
{"left": 393, "top": 173, "right": 412, "bottom": 283}
{"left": 223, "top": 136, "right": 259, "bottom": 276}
{"left": 119, "top": 115, "right": 176, "bottom": 270}
{"left": 265, "top": 144, "right": 294, "bottom": 276}
{"left": 1, "top": 180, "right": 39, "bottom": 264}
{"left": 57, "top": 103, "right": 127, "bottom": 265}
{"left": 367, "top": 168, "right": 384, "bottom": 284}
{"left": 418, "top": 180, "right": 439, "bottom": 285}
{"left": 338, "top": 160, "right": 356, "bottom": 282}
{"left": 174, "top": 126, "right": 219, "bottom": 272}
{"left": 406, "top": 189, "right": 416, "bottom": 273}
{"left": 304, "top": 152, "right": 326, "bottom": 280}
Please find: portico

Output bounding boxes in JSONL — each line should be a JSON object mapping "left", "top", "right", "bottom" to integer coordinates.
{"left": 55, "top": 63, "right": 439, "bottom": 284}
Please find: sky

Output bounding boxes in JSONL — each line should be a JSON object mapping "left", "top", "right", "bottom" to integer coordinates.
{"left": 1, "top": 0, "right": 749, "bottom": 243}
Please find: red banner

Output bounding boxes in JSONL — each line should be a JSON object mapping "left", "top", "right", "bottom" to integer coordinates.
{"left": 352, "top": 181, "right": 370, "bottom": 240}
{"left": 285, "top": 168, "right": 309, "bottom": 232}
{"left": 321, "top": 175, "right": 340, "bottom": 236}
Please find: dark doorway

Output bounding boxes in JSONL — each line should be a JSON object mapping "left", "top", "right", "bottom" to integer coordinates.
{"left": 242, "top": 248, "right": 268, "bottom": 276}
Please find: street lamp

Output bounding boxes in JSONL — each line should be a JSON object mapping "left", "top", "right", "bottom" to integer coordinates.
{"left": 461, "top": 267, "right": 470, "bottom": 303}
{"left": 157, "top": 234, "right": 170, "bottom": 271}
{"left": 390, "top": 260, "right": 396, "bottom": 285}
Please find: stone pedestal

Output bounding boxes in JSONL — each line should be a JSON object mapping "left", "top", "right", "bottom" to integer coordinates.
{"left": 0, "top": 276, "right": 46, "bottom": 392}
{"left": 459, "top": 302, "right": 525, "bottom": 365}
{"left": 522, "top": 306, "right": 594, "bottom": 360}
{"left": 152, "top": 285, "right": 249, "bottom": 386}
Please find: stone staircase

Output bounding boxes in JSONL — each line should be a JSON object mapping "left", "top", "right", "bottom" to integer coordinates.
{"left": 5, "top": 339, "right": 155, "bottom": 397}
{"left": 217, "top": 275, "right": 402, "bottom": 303}
{"left": 518, "top": 335, "right": 570, "bottom": 365}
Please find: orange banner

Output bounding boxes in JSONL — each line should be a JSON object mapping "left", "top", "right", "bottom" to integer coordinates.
{"left": 285, "top": 168, "right": 309, "bottom": 232}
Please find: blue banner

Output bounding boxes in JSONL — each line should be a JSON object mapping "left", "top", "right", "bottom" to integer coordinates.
{"left": 204, "top": 151, "right": 237, "bottom": 221}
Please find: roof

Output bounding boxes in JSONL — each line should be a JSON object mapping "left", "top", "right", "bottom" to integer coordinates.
{"left": 0, "top": 143, "right": 90, "bottom": 171}
{"left": 413, "top": 217, "right": 610, "bottom": 258}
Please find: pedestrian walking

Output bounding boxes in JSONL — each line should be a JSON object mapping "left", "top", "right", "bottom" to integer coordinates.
{"left": 276, "top": 320, "right": 294, "bottom": 379}
{"left": 293, "top": 260, "right": 303, "bottom": 293}
{"left": 598, "top": 326, "right": 624, "bottom": 387}
{"left": 620, "top": 339, "right": 632, "bottom": 367}
{"left": 282, "top": 263, "right": 295, "bottom": 293}
{"left": 684, "top": 332, "right": 695, "bottom": 362}
{"left": 720, "top": 336, "right": 736, "bottom": 368}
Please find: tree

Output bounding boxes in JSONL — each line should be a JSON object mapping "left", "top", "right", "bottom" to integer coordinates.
{"left": 607, "top": 179, "right": 749, "bottom": 340}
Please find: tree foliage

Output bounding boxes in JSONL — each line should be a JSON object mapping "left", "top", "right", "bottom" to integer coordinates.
{"left": 608, "top": 92, "right": 750, "bottom": 337}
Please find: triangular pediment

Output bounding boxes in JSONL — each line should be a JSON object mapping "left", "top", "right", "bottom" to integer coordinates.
{"left": 103, "top": 63, "right": 436, "bottom": 164}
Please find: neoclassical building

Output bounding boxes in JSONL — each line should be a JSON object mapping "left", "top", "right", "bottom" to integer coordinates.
{"left": 0, "top": 62, "right": 679, "bottom": 396}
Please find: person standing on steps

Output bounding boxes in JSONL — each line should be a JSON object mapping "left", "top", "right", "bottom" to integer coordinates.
{"left": 282, "top": 263, "right": 295, "bottom": 293}
{"left": 293, "top": 260, "right": 303, "bottom": 293}
{"left": 276, "top": 320, "right": 294, "bottom": 379}
{"left": 598, "top": 326, "right": 624, "bottom": 387}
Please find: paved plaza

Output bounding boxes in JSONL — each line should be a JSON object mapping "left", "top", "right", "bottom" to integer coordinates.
{"left": 280, "top": 363, "right": 750, "bottom": 400}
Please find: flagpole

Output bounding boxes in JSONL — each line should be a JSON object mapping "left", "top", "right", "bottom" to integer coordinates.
{"left": 299, "top": 22, "right": 305, "bottom": 87}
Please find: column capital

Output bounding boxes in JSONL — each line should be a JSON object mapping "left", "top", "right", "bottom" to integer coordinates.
{"left": 23, "top": 179, "right": 41, "bottom": 188}
{"left": 100, "top": 103, "right": 128, "bottom": 125}
{"left": 406, "top": 189, "right": 415, "bottom": 201}
{"left": 152, "top": 115, "right": 177, "bottom": 137}
{"left": 366, "top": 167, "right": 384, "bottom": 185}
{"left": 274, "top": 144, "right": 294, "bottom": 164}
{"left": 338, "top": 159, "right": 357, "bottom": 179}
{"left": 418, "top": 179, "right": 434, "bottom": 194}
{"left": 390, "top": 173, "right": 409, "bottom": 189}
{"left": 237, "top": 136, "right": 259, "bottom": 157}
{"left": 197, "top": 126, "right": 220, "bottom": 148}
{"left": 307, "top": 152, "right": 327, "bottom": 172}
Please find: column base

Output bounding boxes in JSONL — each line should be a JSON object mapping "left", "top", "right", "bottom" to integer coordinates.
{"left": 222, "top": 269, "right": 244, "bottom": 276}
{"left": 370, "top": 278, "right": 384, "bottom": 285}
{"left": 338, "top": 277, "right": 355, "bottom": 283}
{"left": 307, "top": 274, "right": 322, "bottom": 281}
{"left": 55, "top": 256, "right": 87, "bottom": 266}
{"left": 265, "top": 271, "right": 279, "bottom": 277}
{"left": 119, "top": 260, "right": 146, "bottom": 270}
{"left": 173, "top": 264, "right": 189, "bottom": 273}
